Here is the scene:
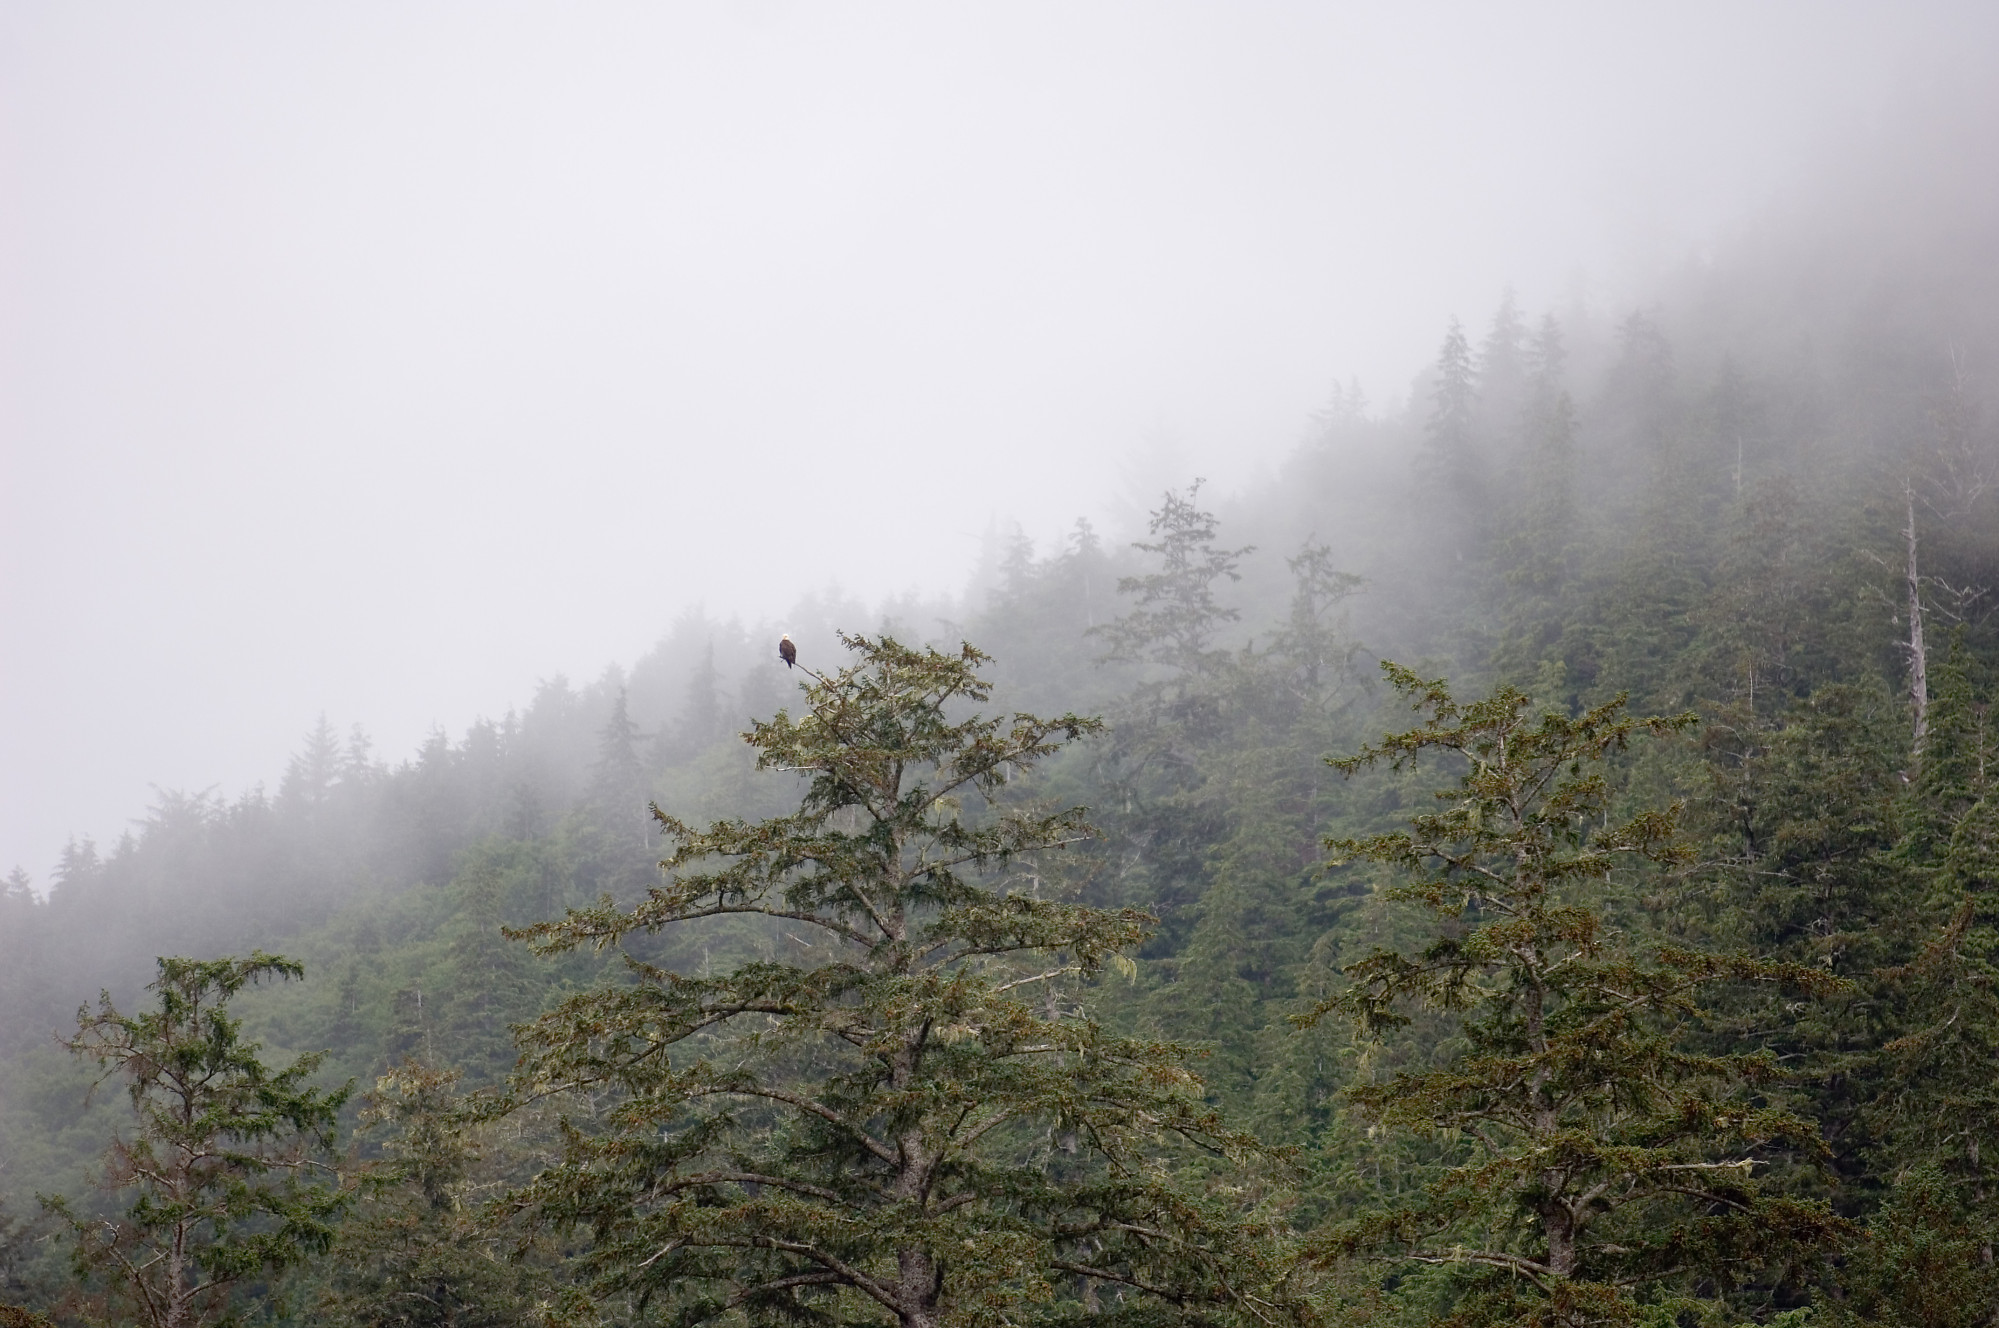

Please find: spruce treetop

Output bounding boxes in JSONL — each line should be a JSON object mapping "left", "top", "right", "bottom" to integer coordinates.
{"left": 505, "top": 634, "right": 1293, "bottom": 1328}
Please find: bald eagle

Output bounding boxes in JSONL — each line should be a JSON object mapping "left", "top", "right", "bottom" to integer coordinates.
{"left": 778, "top": 634, "right": 797, "bottom": 669}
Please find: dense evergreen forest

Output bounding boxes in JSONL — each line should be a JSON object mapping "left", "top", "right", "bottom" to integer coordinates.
{"left": 5, "top": 194, "right": 1999, "bottom": 1327}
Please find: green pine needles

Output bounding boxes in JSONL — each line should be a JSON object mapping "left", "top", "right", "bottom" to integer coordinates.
{"left": 1303, "top": 665, "right": 1847, "bottom": 1327}
{"left": 44, "top": 954, "right": 351, "bottom": 1328}
{"left": 504, "top": 635, "right": 1292, "bottom": 1328}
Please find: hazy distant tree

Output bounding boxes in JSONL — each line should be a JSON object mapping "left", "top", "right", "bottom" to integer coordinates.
{"left": 1065, "top": 516, "right": 1105, "bottom": 630}
{"left": 342, "top": 724, "right": 379, "bottom": 785}
{"left": 1420, "top": 318, "right": 1478, "bottom": 483}
{"left": 51, "top": 836, "right": 101, "bottom": 896}
{"left": 586, "top": 690, "right": 646, "bottom": 813}
{"left": 504, "top": 635, "right": 1293, "bottom": 1328}
{"left": 667, "top": 641, "right": 729, "bottom": 759}
{"left": 1159, "top": 541, "right": 1364, "bottom": 1104}
{"left": 281, "top": 715, "right": 342, "bottom": 811}
{"left": 385, "top": 984, "right": 434, "bottom": 1066}
{"left": 969, "top": 517, "right": 1120, "bottom": 719}
{"left": 1268, "top": 540, "right": 1365, "bottom": 696}
{"left": 1302, "top": 667, "right": 1845, "bottom": 1326}
{"left": 999, "top": 524, "right": 1037, "bottom": 601}
{"left": 1526, "top": 312, "right": 1566, "bottom": 397}
{"left": 1092, "top": 480, "right": 1253, "bottom": 677}
{"left": 436, "top": 846, "right": 547, "bottom": 1084}
{"left": 574, "top": 689, "right": 656, "bottom": 906}
{"left": 1915, "top": 349, "right": 1993, "bottom": 522}
{"left": 1604, "top": 311, "right": 1678, "bottom": 456}
{"left": 1089, "top": 484, "right": 1256, "bottom": 940}
{"left": 1477, "top": 288, "right": 1530, "bottom": 435}
{"left": 0, "top": 874, "right": 37, "bottom": 1038}
{"left": 44, "top": 954, "right": 350, "bottom": 1328}
{"left": 503, "top": 781, "right": 545, "bottom": 841}
{"left": 1311, "top": 377, "right": 1369, "bottom": 439}
{"left": 1489, "top": 389, "right": 1585, "bottom": 692}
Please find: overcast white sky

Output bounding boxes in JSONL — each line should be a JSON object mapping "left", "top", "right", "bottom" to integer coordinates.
{"left": 2, "top": 2, "right": 1993, "bottom": 883}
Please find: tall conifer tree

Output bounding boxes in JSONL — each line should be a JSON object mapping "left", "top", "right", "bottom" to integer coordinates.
{"left": 503, "top": 635, "right": 1292, "bottom": 1328}
{"left": 1302, "top": 666, "right": 1844, "bottom": 1326}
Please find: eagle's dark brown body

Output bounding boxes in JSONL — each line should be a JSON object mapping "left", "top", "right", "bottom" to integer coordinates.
{"left": 779, "top": 635, "right": 797, "bottom": 668}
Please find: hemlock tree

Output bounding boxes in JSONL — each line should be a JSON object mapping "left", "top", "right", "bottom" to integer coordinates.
{"left": 43, "top": 954, "right": 350, "bottom": 1328}
{"left": 1301, "top": 666, "right": 1845, "bottom": 1327}
{"left": 504, "top": 635, "right": 1292, "bottom": 1328}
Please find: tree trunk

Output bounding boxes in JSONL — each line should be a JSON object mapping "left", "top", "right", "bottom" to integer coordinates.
{"left": 163, "top": 1219, "right": 192, "bottom": 1328}
{"left": 897, "top": 1246, "right": 942, "bottom": 1328}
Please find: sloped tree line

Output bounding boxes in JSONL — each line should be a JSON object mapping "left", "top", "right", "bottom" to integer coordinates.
{"left": 5, "top": 289, "right": 1999, "bottom": 1325}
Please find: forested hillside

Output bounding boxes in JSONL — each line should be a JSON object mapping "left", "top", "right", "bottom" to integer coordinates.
{"left": 5, "top": 189, "right": 1999, "bottom": 1326}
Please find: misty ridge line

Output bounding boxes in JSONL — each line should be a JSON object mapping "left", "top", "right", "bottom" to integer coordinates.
{"left": 15, "top": 33, "right": 1999, "bottom": 892}
{"left": 13, "top": 226, "right": 1993, "bottom": 907}
{"left": 10, "top": 64, "right": 1999, "bottom": 919}
{"left": 0, "top": 288, "right": 1510, "bottom": 899}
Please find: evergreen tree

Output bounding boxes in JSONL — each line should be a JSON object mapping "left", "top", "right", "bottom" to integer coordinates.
{"left": 999, "top": 525, "right": 1037, "bottom": 601}
{"left": 1490, "top": 391, "right": 1585, "bottom": 693}
{"left": 972, "top": 517, "right": 1120, "bottom": 721}
{"left": 1526, "top": 312, "right": 1566, "bottom": 397}
{"left": 1477, "top": 288, "right": 1530, "bottom": 443}
{"left": 43, "top": 954, "right": 351, "bottom": 1328}
{"left": 1092, "top": 481, "right": 1253, "bottom": 678}
{"left": 1603, "top": 311, "right": 1678, "bottom": 458}
{"left": 281, "top": 715, "right": 342, "bottom": 811}
{"left": 1903, "top": 631, "right": 1988, "bottom": 868}
{"left": 577, "top": 689, "right": 654, "bottom": 899}
{"left": 319, "top": 1063, "right": 543, "bottom": 1328}
{"left": 51, "top": 836, "right": 101, "bottom": 895}
{"left": 586, "top": 689, "right": 646, "bottom": 815}
{"left": 1301, "top": 666, "right": 1845, "bottom": 1326}
{"left": 342, "top": 724, "right": 379, "bottom": 784}
{"left": 1159, "top": 541, "right": 1365, "bottom": 1106}
{"left": 1861, "top": 903, "right": 1999, "bottom": 1323}
{"left": 502, "top": 635, "right": 1292, "bottom": 1328}
{"left": 1689, "top": 680, "right": 1913, "bottom": 1189}
{"left": 674, "top": 642, "right": 729, "bottom": 759}
{"left": 437, "top": 847, "right": 545, "bottom": 1085}
{"left": 1841, "top": 1162, "right": 1999, "bottom": 1328}
{"left": 0, "top": 1200, "right": 57, "bottom": 1322}
{"left": 1088, "top": 485, "right": 1256, "bottom": 948}
{"left": 1420, "top": 319, "right": 1478, "bottom": 486}
{"left": 1857, "top": 634, "right": 1999, "bottom": 1321}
